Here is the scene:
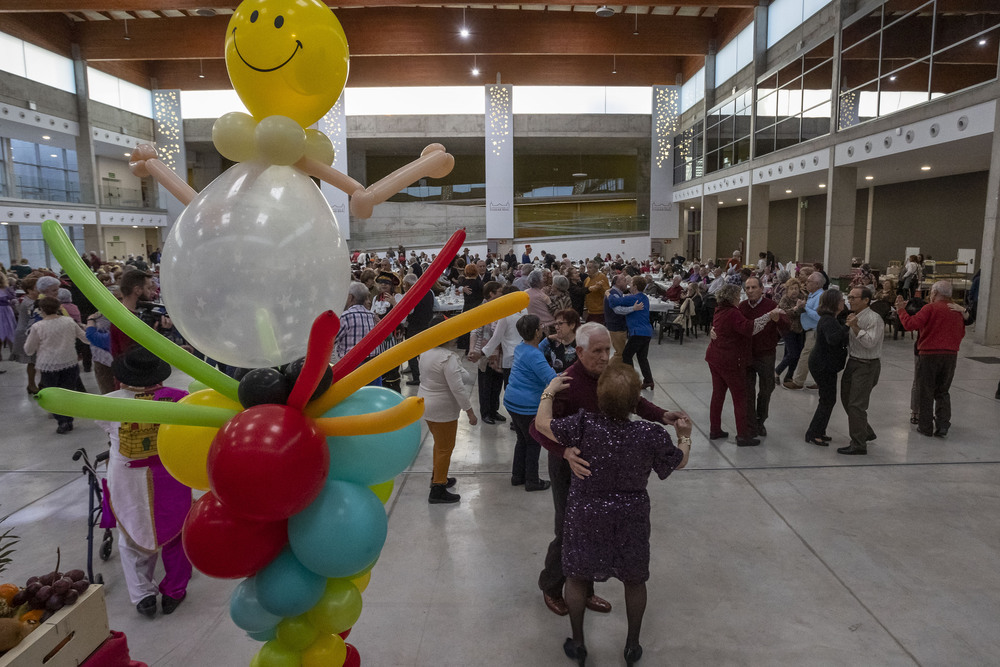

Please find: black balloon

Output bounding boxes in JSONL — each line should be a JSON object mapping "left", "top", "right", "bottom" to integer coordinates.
{"left": 282, "top": 357, "right": 334, "bottom": 402}
{"left": 238, "top": 368, "right": 291, "bottom": 408}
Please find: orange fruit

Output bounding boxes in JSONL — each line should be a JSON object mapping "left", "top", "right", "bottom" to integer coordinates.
{"left": 20, "top": 609, "right": 44, "bottom": 624}
{"left": 0, "top": 583, "right": 19, "bottom": 605}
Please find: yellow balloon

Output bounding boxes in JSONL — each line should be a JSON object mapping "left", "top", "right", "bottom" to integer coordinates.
{"left": 301, "top": 634, "right": 346, "bottom": 667}
{"left": 350, "top": 570, "right": 371, "bottom": 594}
{"left": 369, "top": 479, "right": 394, "bottom": 504}
{"left": 159, "top": 390, "right": 243, "bottom": 490}
{"left": 255, "top": 115, "right": 306, "bottom": 165}
{"left": 304, "top": 129, "right": 335, "bottom": 166}
{"left": 225, "top": 0, "right": 350, "bottom": 127}
{"left": 212, "top": 111, "right": 258, "bottom": 163}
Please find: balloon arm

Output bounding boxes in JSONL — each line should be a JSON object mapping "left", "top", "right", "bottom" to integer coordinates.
{"left": 41, "top": 220, "right": 241, "bottom": 402}
{"left": 330, "top": 228, "right": 466, "bottom": 383}
{"left": 309, "top": 292, "right": 529, "bottom": 416}
{"left": 348, "top": 144, "right": 455, "bottom": 219}
{"left": 287, "top": 311, "right": 340, "bottom": 411}
{"left": 315, "top": 396, "right": 424, "bottom": 436}
{"left": 295, "top": 157, "right": 365, "bottom": 197}
{"left": 37, "top": 388, "right": 237, "bottom": 427}
{"left": 129, "top": 145, "right": 196, "bottom": 205}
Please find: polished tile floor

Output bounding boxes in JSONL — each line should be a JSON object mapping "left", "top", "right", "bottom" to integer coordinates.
{"left": 2, "top": 329, "right": 999, "bottom": 666}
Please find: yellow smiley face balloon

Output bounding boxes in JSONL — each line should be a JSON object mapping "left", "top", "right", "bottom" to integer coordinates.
{"left": 225, "top": 0, "right": 349, "bottom": 128}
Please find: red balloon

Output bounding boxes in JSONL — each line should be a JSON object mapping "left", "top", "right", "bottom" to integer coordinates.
{"left": 181, "top": 492, "right": 287, "bottom": 579}
{"left": 338, "top": 628, "right": 351, "bottom": 640}
{"left": 208, "top": 405, "right": 329, "bottom": 521}
{"left": 344, "top": 643, "right": 360, "bottom": 667}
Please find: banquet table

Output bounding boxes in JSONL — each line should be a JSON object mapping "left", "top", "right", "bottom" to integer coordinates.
{"left": 433, "top": 297, "right": 464, "bottom": 312}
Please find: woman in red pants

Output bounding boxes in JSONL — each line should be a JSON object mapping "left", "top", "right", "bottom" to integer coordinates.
{"left": 705, "top": 284, "right": 782, "bottom": 447}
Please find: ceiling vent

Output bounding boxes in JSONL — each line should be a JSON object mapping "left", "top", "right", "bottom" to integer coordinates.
{"left": 595, "top": 6, "right": 615, "bottom": 18}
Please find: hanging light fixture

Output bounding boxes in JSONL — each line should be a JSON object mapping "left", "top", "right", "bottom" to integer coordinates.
{"left": 123, "top": 16, "right": 131, "bottom": 41}
{"left": 460, "top": 7, "right": 470, "bottom": 38}
{"left": 612, "top": 54, "right": 617, "bottom": 75}
{"left": 633, "top": 8, "right": 639, "bottom": 36}
{"left": 471, "top": 54, "right": 479, "bottom": 77}
{"left": 198, "top": 59, "right": 205, "bottom": 79}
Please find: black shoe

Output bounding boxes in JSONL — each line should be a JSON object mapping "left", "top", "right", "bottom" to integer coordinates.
{"left": 161, "top": 593, "right": 185, "bottom": 614}
{"left": 736, "top": 436, "right": 760, "bottom": 447}
{"left": 56, "top": 423, "right": 72, "bottom": 435}
{"left": 805, "top": 435, "right": 829, "bottom": 447}
{"left": 934, "top": 428, "right": 949, "bottom": 438}
{"left": 482, "top": 415, "right": 496, "bottom": 425}
{"left": 818, "top": 435, "right": 832, "bottom": 442}
{"left": 82, "top": 364, "right": 92, "bottom": 373}
{"left": 757, "top": 424, "right": 767, "bottom": 437}
{"left": 405, "top": 379, "right": 420, "bottom": 386}
{"left": 525, "top": 479, "right": 551, "bottom": 492}
{"left": 916, "top": 427, "right": 934, "bottom": 437}
{"left": 709, "top": 430, "right": 729, "bottom": 440}
{"left": 624, "top": 644, "right": 643, "bottom": 666}
{"left": 510, "top": 477, "right": 525, "bottom": 486}
{"left": 837, "top": 445, "right": 867, "bottom": 455}
{"left": 563, "top": 638, "right": 587, "bottom": 665}
{"left": 429, "top": 477, "right": 457, "bottom": 489}
{"left": 428, "top": 484, "right": 460, "bottom": 504}
{"left": 492, "top": 413, "right": 507, "bottom": 423}
{"left": 136, "top": 595, "right": 157, "bottom": 618}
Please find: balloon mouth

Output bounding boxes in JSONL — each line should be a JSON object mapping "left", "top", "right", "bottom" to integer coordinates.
{"left": 232, "top": 28, "right": 303, "bottom": 73}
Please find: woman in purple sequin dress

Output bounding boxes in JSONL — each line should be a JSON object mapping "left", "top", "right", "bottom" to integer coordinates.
{"left": 535, "top": 364, "right": 692, "bottom": 666}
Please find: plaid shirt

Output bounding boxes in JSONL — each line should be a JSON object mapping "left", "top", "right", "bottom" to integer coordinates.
{"left": 332, "top": 305, "right": 377, "bottom": 363}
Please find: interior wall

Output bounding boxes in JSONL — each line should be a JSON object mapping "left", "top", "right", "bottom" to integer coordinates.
{"left": 766, "top": 198, "right": 798, "bottom": 263}
{"left": 717, "top": 205, "right": 747, "bottom": 264}
{"left": 869, "top": 172, "right": 988, "bottom": 270}
{"left": 101, "top": 226, "right": 151, "bottom": 260}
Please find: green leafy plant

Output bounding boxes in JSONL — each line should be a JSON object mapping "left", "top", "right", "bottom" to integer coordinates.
{"left": 0, "top": 508, "right": 17, "bottom": 577}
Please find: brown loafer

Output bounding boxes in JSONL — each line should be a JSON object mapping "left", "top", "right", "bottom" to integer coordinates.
{"left": 585, "top": 595, "right": 612, "bottom": 613}
{"left": 543, "top": 592, "right": 569, "bottom": 616}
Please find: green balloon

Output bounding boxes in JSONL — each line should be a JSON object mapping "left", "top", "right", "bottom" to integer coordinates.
{"left": 276, "top": 615, "right": 319, "bottom": 652}
{"left": 256, "top": 640, "right": 301, "bottom": 667}
{"left": 306, "top": 579, "right": 362, "bottom": 635}
{"left": 36, "top": 388, "right": 236, "bottom": 427}
{"left": 188, "top": 380, "right": 210, "bottom": 393}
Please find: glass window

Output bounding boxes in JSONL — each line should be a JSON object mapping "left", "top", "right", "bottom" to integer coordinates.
{"left": 775, "top": 116, "right": 802, "bottom": 151}
{"left": 681, "top": 67, "right": 705, "bottom": 113}
{"left": 842, "top": 7, "right": 883, "bottom": 51}
{"left": 0, "top": 32, "right": 26, "bottom": 78}
{"left": 23, "top": 42, "right": 75, "bottom": 94}
{"left": 880, "top": 5, "right": 933, "bottom": 78}
{"left": 801, "top": 101, "right": 831, "bottom": 142}
{"left": 840, "top": 47, "right": 880, "bottom": 90}
{"left": 934, "top": 4, "right": 1000, "bottom": 53}
{"left": 878, "top": 59, "right": 930, "bottom": 116}
{"left": 755, "top": 124, "right": 776, "bottom": 158}
{"left": 0, "top": 224, "right": 10, "bottom": 269}
{"left": 931, "top": 28, "right": 1000, "bottom": 96}
{"left": 768, "top": 0, "right": 804, "bottom": 48}
{"left": 18, "top": 225, "right": 49, "bottom": 271}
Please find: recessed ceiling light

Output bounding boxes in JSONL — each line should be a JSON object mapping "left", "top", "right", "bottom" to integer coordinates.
{"left": 818, "top": 183, "right": 826, "bottom": 188}
{"left": 689, "top": 206, "right": 695, "bottom": 210}
{"left": 865, "top": 175, "right": 874, "bottom": 180}
{"left": 718, "top": 201, "right": 723, "bottom": 205}
{"left": 124, "top": 152, "right": 131, "bottom": 156}
{"left": 50, "top": 153, "right": 57, "bottom": 158}
{"left": 920, "top": 165, "right": 931, "bottom": 171}
{"left": 1, "top": 221, "right": 8, "bottom": 225}
{"left": 785, "top": 189, "right": 792, "bottom": 194}
{"left": 460, "top": 27, "right": 470, "bottom": 38}
{"left": 979, "top": 38, "right": 988, "bottom": 46}
{"left": 572, "top": 172, "right": 587, "bottom": 178}
{"left": 42, "top": 135, "right": 50, "bottom": 140}
{"left": 889, "top": 75, "right": 897, "bottom": 82}
{"left": 132, "top": 225, "right": 139, "bottom": 228}
{"left": 471, "top": 67, "right": 479, "bottom": 76}
{"left": 736, "top": 198, "right": 742, "bottom": 202}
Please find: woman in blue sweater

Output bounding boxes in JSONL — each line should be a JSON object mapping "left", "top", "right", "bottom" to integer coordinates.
{"left": 611, "top": 275, "right": 655, "bottom": 390}
{"left": 503, "top": 314, "right": 556, "bottom": 492}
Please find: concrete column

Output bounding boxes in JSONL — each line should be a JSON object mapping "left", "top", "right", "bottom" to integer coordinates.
{"left": 864, "top": 185, "right": 874, "bottom": 263}
{"left": 795, "top": 196, "right": 805, "bottom": 262}
{"left": 974, "top": 100, "right": 1000, "bottom": 345}
{"left": 485, "top": 84, "right": 514, "bottom": 240}
{"left": 823, "top": 161, "right": 857, "bottom": 278}
{"left": 7, "top": 225, "right": 22, "bottom": 263}
{"left": 700, "top": 197, "right": 718, "bottom": 266}
{"left": 71, "top": 44, "right": 102, "bottom": 250}
{"left": 703, "top": 45, "right": 717, "bottom": 111}
{"left": 746, "top": 183, "right": 769, "bottom": 262}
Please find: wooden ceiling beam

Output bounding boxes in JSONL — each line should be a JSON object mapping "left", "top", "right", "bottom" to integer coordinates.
{"left": 0, "top": 0, "right": 757, "bottom": 12}
{"left": 73, "top": 9, "right": 715, "bottom": 61}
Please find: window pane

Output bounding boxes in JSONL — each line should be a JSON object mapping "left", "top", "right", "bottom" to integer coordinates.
{"left": 0, "top": 32, "right": 26, "bottom": 78}
{"left": 10, "top": 140, "right": 38, "bottom": 165}
{"left": 841, "top": 46, "right": 880, "bottom": 90}
{"left": 804, "top": 37, "right": 834, "bottom": 69}
{"left": 878, "top": 59, "right": 930, "bottom": 116}
{"left": 755, "top": 124, "right": 776, "bottom": 158}
{"left": 801, "top": 102, "right": 831, "bottom": 141}
{"left": 776, "top": 58, "right": 803, "bottom": 87}
{"left": 881, "top": 5, "right": 934, "bottom": 78}
{"left": 775, "top": 116, "right": 801, "bottom": 151}
{"left": 935, "top": 5, "right": 1000, "bottom": 53}
{"left": 40, "top": 149, "right": 63, "bottom": 169}
{"left": 23, "top": 43, "right": 75, "bottom": 94}
{"left": 843, "top": 8, "right": 883, "bottom": 51}
{"left": 838, "top": 81, "right": 878, "bottom": 130}
{"left": 803, "top": 59, "right": 833, "bottom": 103}
{"left": 931, "top": 28, "right": 1000, "bottom": 96}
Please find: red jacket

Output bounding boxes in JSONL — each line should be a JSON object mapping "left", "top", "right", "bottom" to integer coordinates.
{"left": 705, "top": 302, "right": 754, "bottom": 371}
{"left": 739, "top": 296, "right": 788, "bottom": 358}
{"left": 897, "top": 300, "right": 965, "bottom": 354}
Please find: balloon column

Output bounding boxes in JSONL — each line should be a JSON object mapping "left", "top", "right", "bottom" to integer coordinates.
{"left": 35, "top": 1, "right": 513, "bottom": 665}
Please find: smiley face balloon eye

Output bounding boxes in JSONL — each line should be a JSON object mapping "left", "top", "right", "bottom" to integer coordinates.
{"left": 274, "top": 15, "right": 284, "bottom": 28}
{"left": 250, "top": 9, "right": 258, "bottom": 21}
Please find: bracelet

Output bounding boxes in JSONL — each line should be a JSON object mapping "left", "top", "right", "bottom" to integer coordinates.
{"left": 677, "top": 436, "right": 692, "bottom": 446}
{"left": 540, "top": 392, "right": 555, "bottom": 401}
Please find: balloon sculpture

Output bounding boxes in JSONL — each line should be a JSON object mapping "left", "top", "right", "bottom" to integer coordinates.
{"left": 35, "top": 1, "right": 529, "bottom": 665}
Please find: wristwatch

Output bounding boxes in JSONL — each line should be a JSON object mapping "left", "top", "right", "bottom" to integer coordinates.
{"left": 677, "top": 436, "right": 692, "bottom": 446}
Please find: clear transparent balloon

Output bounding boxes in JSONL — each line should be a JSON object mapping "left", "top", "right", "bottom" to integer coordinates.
{"left": 160, "top": 161, "right": 349, "bottom": 368}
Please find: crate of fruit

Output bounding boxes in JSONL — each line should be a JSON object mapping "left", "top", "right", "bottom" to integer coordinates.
{"left": 0, "top": 584, "right": 109, "bottom": 667}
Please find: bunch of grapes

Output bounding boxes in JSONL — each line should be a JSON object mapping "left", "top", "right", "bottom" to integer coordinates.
{"left": 10, "top": 570, "right": 89, "bottom": 614}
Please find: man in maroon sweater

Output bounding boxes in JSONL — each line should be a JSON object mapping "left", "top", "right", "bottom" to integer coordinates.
{"left": 738, "top": 277, "right": 788, "bottom": 437}
{"left": 896, "top": 281, "right": 968, "bottom": 437}
{"left": 110, "top": 270, "right": 156, "bottom": 359}
{"left": 530, "top": 322, "right": 689, "bottom": 617}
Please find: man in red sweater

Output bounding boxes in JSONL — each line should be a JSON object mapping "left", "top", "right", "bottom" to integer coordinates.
{"left": 529, "top": 322, "right": 688, "bottom": 617}
{"left": 739, "top": 277, "right": 788, "bottom": 437}
{"left": 110, "top": 270, "right": 155, "bottom": 359}
{"left": 895, "top": 281, "right": 968, "bottom": 437}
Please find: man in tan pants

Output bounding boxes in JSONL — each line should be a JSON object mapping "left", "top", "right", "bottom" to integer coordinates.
{"left": 604, "top": 273, "right": 629, "bottom": 360}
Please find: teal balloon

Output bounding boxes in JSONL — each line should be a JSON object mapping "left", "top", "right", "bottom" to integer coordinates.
{"left": 288, "top": 479, "right": 388, "bottom": 578}
{"left": 248, "top": 627, "right": 277, "bottom": 642}
{"left": 230, "top": 578, "right": 282, "bottom": 633}
{"left": 323, "top": 386, "right": 422, "bottom": 485}
{"left": 255, "top": 548, "right": 326, "bottom": 617}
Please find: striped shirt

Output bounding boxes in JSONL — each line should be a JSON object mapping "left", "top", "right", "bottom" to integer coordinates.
{"left": 847, "top": 306, "right": 884, "bottom": 360}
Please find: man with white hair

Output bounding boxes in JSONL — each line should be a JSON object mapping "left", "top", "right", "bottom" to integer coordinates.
{"left": 895, "top": 281, "right": 968, "bottom": 437}
{"left": 531, "top": 322, "right": 689, "bottom": 617}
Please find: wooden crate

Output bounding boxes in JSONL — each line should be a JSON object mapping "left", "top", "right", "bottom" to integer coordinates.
{"left": 0, "top": 585, "right": 110, "bottom": 667}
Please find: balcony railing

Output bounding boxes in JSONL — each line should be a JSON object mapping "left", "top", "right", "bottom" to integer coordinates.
{"left": 99, "top": 185, "right": 151, "bottom": 209}
{"left": 514, "top": 214, "right": 649, "bottom": 239}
